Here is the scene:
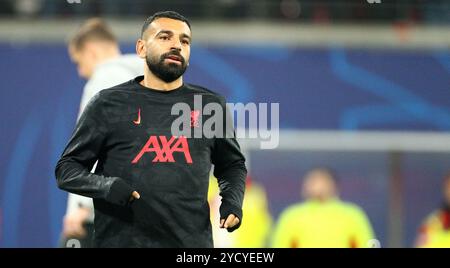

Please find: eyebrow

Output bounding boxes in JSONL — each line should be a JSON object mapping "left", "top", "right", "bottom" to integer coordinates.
{"left": 156, "top": 30, "right": 191, "bottom": 41}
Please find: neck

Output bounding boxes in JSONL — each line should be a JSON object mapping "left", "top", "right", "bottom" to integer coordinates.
{"left": 141, "top": 68, "right": 183, "bottom": 91}
{"left": 308, "top": 195, "right": 338, "bottom": 203}
{"left": 97, "top": 48, "right": 121, "bottom": 64}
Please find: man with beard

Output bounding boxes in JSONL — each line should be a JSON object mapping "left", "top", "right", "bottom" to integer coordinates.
{"left": 55, "top": 11, "right": 247, "bottom": 247}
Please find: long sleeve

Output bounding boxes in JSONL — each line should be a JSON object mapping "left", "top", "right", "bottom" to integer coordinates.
{"left": 67, "top": 55, "right": 143, "bottom": 216}
{"left": 211, "top": 97, "right": 247, "bottom": 232}
{"left": 55, "top": 93, "right": 134, "bottom": 206}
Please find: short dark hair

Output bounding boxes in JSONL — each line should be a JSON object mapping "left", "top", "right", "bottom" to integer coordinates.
{"left": 141, "top": 11, "right": 191, "bottom": 38}
{"left": 69, "top": 18, "right": 117, "bottom": 51}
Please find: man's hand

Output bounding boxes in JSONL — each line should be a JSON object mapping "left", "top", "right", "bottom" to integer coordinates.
{"left": 220, "top": 214, "right": 240, "bottom": 229}
{"left": 129, "top": 191, "right": 141, "bottom": 203}
{"left": 63, "top": 207, "right": 92, "bottom": 238}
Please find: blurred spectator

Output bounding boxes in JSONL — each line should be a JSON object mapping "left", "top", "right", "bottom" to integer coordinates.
{"left": 415, "top": 172, "right": 450, "bottom": 248}
{"left": 60, "top": 18, "right": 142, "bottom": 247}
{"left": 271, "top": 167, "right": 375, "bottom": 248}
{"left": 209, "top": 175, "right": 273, "bottom": 247}
{"left": 208, "top": 175, "right": 233, "bottom": 247}
{"left": 229, "top": 176, "right": 273, "bottom": 247}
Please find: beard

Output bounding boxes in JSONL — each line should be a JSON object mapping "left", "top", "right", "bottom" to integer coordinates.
{"left": 146, "top": 50, "right": 187, "bottom": 83}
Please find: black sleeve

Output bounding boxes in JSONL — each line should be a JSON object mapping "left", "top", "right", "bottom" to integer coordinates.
{"left": 55, "top": 93, "right": 134, "bottom": 207}
{"left": 211, "top": 97, "right": 247, "bottom": 232}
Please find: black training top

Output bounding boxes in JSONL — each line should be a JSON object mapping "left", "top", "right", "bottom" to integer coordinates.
{"left": 55, "top": 76, "right": 247, "bottom": 247}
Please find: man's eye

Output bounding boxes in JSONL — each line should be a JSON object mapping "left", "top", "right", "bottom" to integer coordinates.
{"left": 160, "top": 36, "right": 169, "bottom": 40}
{"left": 182, "top": 40, "right": 190, "bottom": 45}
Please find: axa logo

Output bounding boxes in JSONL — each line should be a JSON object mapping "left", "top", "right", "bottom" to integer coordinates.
{"left": 132, "top": 136, "right": 193, "bottom": 164}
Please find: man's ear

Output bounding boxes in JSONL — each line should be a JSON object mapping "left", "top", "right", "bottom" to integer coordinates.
{"left": 136, "top": 39, "right": 146, "bottom": 59}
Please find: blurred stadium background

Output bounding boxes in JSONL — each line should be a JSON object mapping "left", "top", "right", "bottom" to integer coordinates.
{"left": 0, "top": 0, "right": 449, "bottom": 247}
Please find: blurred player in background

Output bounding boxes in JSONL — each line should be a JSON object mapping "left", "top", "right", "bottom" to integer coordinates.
{"left": 415, "top": 172, "right": 450, "bottom": 248}
{"left": 209, "top": 175, "right": 272, "bottom": 247}
{"left": 61, "top": 18, "right": 142, "bottom": 247}
{"left": 272, "top": 167, "right": 375, "bottom": 248}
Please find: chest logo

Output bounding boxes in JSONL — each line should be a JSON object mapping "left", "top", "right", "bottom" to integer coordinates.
{"left": 133, "top": 108, "right": 141, "bottom": 125}
{"left": 132, "top": 136, "right": 193, "bottom": 164}
{"left": 190, "top": 110, "right": 200, "bottom": 128}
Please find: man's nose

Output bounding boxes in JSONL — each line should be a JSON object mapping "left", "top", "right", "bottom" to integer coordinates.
{"left": 170, "top": 39, "right": 182, "bottom": 51}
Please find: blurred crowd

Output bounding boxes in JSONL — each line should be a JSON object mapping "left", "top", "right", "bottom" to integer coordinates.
{"left": 1, "top": 0, "right": 449, "bottom": 25}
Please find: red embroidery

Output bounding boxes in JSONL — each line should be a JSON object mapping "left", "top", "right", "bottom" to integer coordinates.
{"left": 190, "top": 110, "right": 200, "bottom": 128}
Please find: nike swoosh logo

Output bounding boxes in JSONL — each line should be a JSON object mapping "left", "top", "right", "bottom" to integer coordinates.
{"left": 133, "top": 108, "right": 141, "bottom": 125}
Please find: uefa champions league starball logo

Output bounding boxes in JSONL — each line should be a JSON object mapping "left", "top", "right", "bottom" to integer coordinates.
{"left": 66, "top": 239, "right": 81, "bottom": 248}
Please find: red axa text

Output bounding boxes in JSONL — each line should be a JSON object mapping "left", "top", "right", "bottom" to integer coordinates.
{"left": 132, "top": 136, "right": 193, "bottom": 164}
